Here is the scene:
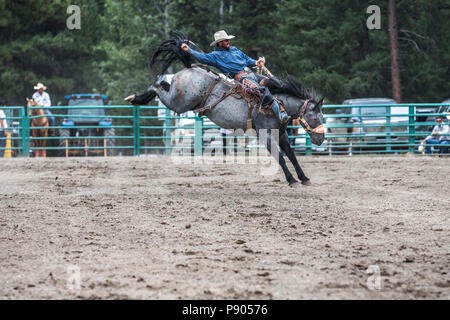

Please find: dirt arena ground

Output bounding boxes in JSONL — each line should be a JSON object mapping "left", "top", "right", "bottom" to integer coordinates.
{"left": 0, "top": 156, "right": 448, "bottom": 299}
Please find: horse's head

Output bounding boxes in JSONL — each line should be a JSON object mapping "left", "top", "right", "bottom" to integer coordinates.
{"left": 26, "top": 98, "right": 40, "bottom": 116}
{"left": 265, "top": 75, "right": 325, "bottom": 146}
{"left": 298, "top": 97, "right": 325, "bottom": 146}
{"left": 26, "top": 98, "right": 38, "bottom": 107}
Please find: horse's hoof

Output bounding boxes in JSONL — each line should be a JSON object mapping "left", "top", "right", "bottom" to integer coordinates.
{"left": 302, "top": 179, "right": 312, "bottom": 186}
{"left": 124, "top": 94, "right": 136, "bottom": 104}
{"left": 289, "top": 180, "right": 299, "bottom": 188}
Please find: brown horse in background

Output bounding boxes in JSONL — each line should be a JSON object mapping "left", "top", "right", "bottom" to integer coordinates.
{"left": 27, "top": 98, "right": 49, "bottom": 157}
{"left": 292, "top": 118, "right": 300, "bottom": 139}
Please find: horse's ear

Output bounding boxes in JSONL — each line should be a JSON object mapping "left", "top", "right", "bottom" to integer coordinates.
{"left": 314, "top": 97, "right": 324, "bottom": 111}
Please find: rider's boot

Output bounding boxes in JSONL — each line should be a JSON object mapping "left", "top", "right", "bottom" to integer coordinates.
{"left": 272, "top": 100, "right": 290, "bottom": 128}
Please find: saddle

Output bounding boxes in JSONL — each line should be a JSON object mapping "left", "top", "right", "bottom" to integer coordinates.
{"left": 192, "top": 67, "right": 283, "bottom": 119}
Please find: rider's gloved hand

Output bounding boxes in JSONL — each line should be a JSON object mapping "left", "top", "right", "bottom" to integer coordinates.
{"left": 256, "top": 58, "right": 265, "bottom": 68}
{"left": 181, "top": 43, "right": 189, "bottom": 52}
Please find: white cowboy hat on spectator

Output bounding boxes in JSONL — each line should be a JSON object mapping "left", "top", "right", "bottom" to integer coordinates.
{"left": 210, "top": 30, "right": 235, "bottom": 47}
{"left": 34, "top": 83, "right": 47, "bottom": 90}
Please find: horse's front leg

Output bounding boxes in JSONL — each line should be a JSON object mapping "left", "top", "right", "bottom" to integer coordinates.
{"left": 279, "top": 132, "right": 310, "bottom": 185}
{"left": 42, "top": 128, "right": 48, "bottom": 157}
{"left": 31, "top": 129, "right": 39, "bottom": 157}
{"left": 260, "top": 129, "right": 297, "bottom": 186}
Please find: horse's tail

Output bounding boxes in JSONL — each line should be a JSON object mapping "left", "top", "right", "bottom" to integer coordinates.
{"left": 150, "top": 30, "right": 200, "bottom": 76}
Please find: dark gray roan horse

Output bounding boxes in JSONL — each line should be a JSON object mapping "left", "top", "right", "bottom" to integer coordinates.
{"left": 126, "top": 32, "right": 325, "bottom": 186}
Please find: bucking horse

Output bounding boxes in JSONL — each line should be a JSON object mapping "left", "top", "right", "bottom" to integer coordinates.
{"left": 125, "top": 32, "right": 325, "bottom": 186}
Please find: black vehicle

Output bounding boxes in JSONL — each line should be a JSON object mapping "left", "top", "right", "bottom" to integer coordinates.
{"left": 58, "top": 94, "right": 115, "bottom": 156}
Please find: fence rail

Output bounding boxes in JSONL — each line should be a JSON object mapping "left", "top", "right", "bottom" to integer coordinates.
{"left": 0, "top": 103, "right": 449, "bottom": 157}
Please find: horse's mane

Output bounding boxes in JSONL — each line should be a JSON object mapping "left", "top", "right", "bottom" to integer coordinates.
{"left": 266, "top": 75, "right": 318, "bottom": 102}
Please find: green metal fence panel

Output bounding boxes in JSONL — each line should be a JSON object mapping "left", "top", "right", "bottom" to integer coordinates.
{"left": 133, "top": 105, "right": 138, "bottom": 156}
{"left": 21, "top": 107, "right": 30, "bottom": 157}
{"left": 2, "top": 102, "right": 449, "bottom": 157}
{"left": 115, "top": 102, "right": 450, "bottom": 157}
{"left": 408, "top": 106, "right": 416, "bottom": 153}
{"left": 194, "top": 116, "right": 203, "bottom": 156}
{"left": 0, "top": 106, "right": 29, "bottom": 157}
{"left": 25, "top": 105, "right": 135, "bottom": 157}
{"left": 323, "top": 103, "right": 449, "bottom": 155}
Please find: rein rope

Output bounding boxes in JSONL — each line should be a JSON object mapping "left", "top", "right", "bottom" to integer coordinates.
{"left": 256, "top": 57, "right": 274, "bottom": 77}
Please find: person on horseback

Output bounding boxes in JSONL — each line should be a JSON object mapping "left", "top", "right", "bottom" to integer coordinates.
{"left": 181, "top": 30, "right": 290, "bottom": 127}
{"left": 32, "top": 83, "right": 55, "bottom": 128}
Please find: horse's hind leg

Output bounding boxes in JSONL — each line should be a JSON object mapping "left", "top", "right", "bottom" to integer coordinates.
{"left": 279, "top": 132, "right": 310, "bottom": 185}
{"left": 37, "top": 133, "right": 42, "bottom": 157}
{"left": 42, "top": 129, "right": 48, "bottom": 157}
{"left": 31, "top": 129, "right": 39, "bottom": 157}
{"left": 260, "top": 129, "right": 297, "bottom": 186}
{"left": 130, "top": 86, "right": 157, "bottom": 105}
{"left": 35, "top": 143, "right": 40, "bottom": 157}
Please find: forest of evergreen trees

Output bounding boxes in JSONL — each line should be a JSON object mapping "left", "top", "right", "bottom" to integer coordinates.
{"left": 1, "top": 0, "right": 449, "bottom": 106}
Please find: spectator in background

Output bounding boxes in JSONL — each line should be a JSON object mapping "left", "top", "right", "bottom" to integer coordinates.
{"left": 32, "top": 82, "right": 55, "bottom": 128}
{"left": 422, "top": 115, "right": 449, "bottom": 155}
{"left": 0, "top": 100, "right": 8, "bottom": 158}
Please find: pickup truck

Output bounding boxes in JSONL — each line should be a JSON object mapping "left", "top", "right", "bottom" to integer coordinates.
{"left": 326, "top": 98, "right": 409, "bottom": 153}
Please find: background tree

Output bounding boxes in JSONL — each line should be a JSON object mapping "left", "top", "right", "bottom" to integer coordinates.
{"left": 389, "top": 0, "right": 401, "bottom": 102}
{"left": 0, "top": 0, "right": 105, "bottom": 105}
{"left": 1, "top": 0, "right": 449, "bottom": 107}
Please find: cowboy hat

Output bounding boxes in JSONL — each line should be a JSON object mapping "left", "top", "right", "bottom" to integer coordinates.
{"left": 210, "top": 30, "right": 235, "bottom": 47}
{"left": 34, "top": 83, "right": 47, "bottom": 90}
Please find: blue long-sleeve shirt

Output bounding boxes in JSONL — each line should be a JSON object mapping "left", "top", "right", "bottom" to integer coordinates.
{"left": 187, "top": 46, "right": 257, "bottom": 78}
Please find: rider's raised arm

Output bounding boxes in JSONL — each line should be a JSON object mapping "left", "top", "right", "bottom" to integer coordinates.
{"left": 239, "top": 49, "right": 257, "bottom": 67}
{"left": 187, "top": 47, "right": 218, "bottom": 67}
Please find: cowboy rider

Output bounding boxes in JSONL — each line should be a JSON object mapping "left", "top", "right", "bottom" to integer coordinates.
{"left": 181, "top": 30, "right": 290, "bottom": 127}
{"left": 32, "top": 82, "right": 55, "bottom": 128}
